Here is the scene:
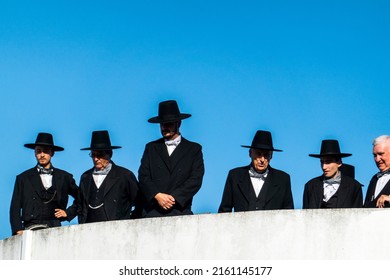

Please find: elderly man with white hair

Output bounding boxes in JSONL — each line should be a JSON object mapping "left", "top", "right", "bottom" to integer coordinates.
{"left": 364, "top": 135, "right": 390, "bottom": 208}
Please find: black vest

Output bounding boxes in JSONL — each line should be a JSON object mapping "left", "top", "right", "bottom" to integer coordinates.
{"left": 247, "top": 183, "right": 266, "bottom": 211}
{"left": 86, "top": 178, "right": 108, "bottom": 223}
{"left": 321, "top": 191, "right": 339, "bottom": 208}
{"left": 40, "top": 186, "right": 59, "bottom": 220}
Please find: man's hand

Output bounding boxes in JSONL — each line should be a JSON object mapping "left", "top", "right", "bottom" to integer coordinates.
{"left": 154, "top": 193, "right": 175, "bottom": 210}
{"left": 376, "top": 194, "right": 390, "bottom": 208}
{"left": 54, "top": 208, "right": 67, "bottom": 218}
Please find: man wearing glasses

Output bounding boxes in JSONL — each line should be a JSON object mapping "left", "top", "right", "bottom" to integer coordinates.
{"left": 78, "top": 130, "right": 139, "bottom": 223}
{"left": 10, "top": 132, "right": 79, "bottom": 235}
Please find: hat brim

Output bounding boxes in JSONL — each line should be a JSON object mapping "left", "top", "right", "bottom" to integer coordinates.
{"left": 80, "top": 146, "right": 122, "bottom": 151}
{"left": 241, "top": 145, "right": 283, "bottom": 152}
{"left": 24, "top": 143, "right": 64, "bottom": 151}
{"left": 309, "top": 153, "right": 352, "bottom": 158}
{"left": 148, "top": 114, "right": 191, "bottom": 124}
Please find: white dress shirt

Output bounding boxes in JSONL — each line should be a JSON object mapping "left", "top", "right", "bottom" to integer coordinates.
{"left": 374, "top": 173, "right": 390, "bottom": 198}
{"left": 165, "top": 135, "right": 182, "bottom": 156}
{"left": 249, "top": 168, "right": 268, "bottom": 197}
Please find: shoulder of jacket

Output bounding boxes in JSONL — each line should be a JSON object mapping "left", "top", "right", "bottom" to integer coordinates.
{"left": 305, "top": 176, "right": 322, "bottom": 185}
{"left": 269, "top": 167, "right": 290, "bottom": 177}
{"left": 17, "top": 167, "right": 37, "bottom": 177}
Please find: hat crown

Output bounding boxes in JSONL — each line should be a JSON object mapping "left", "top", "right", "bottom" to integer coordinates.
{"left": 148, "top": 100, "right": 191, "bottom": 123}
{"left": 320, "top": 140, "right": 341, "bottom": 155}
{"left": 158, "top": 100, "right": 181, "bottom": 118}
{"left": 35, "top": 132, "right": 54, "bottom": 146}
{"left": 81, "top": 130, "right": 121, "bottom": 150}
{"left": 90, "top": 130, "right": 111, "bottom": 149}
{"left": 251, "top": 130, "right": 274, "bottom": 149}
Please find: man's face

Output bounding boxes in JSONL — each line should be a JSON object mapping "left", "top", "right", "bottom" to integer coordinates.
{"left": 90, "top": 150, "right": 111, "bottom": 170}
{"left": 160, "top": 121, "right": 180, "bottom": 140}
{"left": 250, "top": 149, "right": 272, "bottom": 173}
{"left": 373, "top": 142, "right": 390, "bottom": 172}
{"left": 34, "top": 146, "right": 53, "bottom": 168}
{"left": 320, "top": 156, "right": 341, "bottom": 178}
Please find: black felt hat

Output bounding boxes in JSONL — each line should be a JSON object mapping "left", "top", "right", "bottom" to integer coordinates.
{"left": 148, "top": 100, "right": 191, "bottom": 123}
{"left": 24, "top": 132, "right": 64, "bottom": 151}
{"left": 309, "top": 139, "right": 351, "bottom": 158}
{"left": 241, "top": 130, "right": 282, "bottom": 152}
{"left": 81, "top": 130, "right": 121, "bottom": 150}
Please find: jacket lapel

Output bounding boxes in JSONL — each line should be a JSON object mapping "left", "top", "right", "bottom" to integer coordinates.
{"left": 169, "top": 138, "right": 189, "bottom": 172}
{"left": 336, "top": 175, "right": 350, "bottom": 207}
{"left": 27, "top": 169, "right": 45, "bottom": 198}
{"left": 103, "top": 164, "right": 120, "bottom": 196}
{"left": 237, "top": 166, "right": 253, "bottom": 203}
{"left": 258, "top": 167, "right": 281, "bottom": 207}
{"left": 155, "top": 139, "right": 172, "bottom": 171}
{"left": 51, "top": 168, "right": 61, "bottom": 202}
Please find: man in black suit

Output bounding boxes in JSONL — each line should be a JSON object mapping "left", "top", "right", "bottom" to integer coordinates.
{"left": 138, "top": 100, "right": 205, "bottom": 217}
{"left": 303, "top": 139, "right": 363, "bottom": 209}
{"left": 364, "top": 135, "right": 390, "bottom": 208}
{"left": 10, "top": 132, "right": 79, "bottom": 235}
{"left": 218, "top": 130, "right": 293, "bottom": 212}
{"left": 78, "top": 130, "right": 138, "bottom": 223}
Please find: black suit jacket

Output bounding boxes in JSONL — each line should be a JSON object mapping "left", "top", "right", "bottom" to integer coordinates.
{"left": 364, "top": 174, "right": 390, "bottom": 208}
{"left": 138, "top": 137, "right": 205, "bottom": 217}
{"left": 303, "top": 174, "right": 363, "bottom": 209}
{"left": 10, "top": 166, "right": 79, "bottom": 235}
{"left": 78, "top": 162, "right": 139, "bottom": 223}
{"left": 218, "top": 165, "right": 294, "bottom": 212}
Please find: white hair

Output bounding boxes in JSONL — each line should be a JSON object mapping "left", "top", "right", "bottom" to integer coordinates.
{"left": 373, "top": 135, "right": 390, "bottom": 146}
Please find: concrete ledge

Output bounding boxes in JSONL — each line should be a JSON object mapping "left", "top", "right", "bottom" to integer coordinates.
{"left": 1, "top": 209, "right": 389, "bottom": 260}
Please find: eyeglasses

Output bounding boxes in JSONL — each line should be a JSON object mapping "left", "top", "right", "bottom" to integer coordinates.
{"left": 89, "top": 151, "right": 107, "bottom": 158}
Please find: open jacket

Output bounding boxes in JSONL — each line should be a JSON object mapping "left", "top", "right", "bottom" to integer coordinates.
{"left": 218, "top": 165, "right": 294, "bottom": 212}
{"left": 78, "top": 162, "right": 138, "bottom": 223}
{"left": 303, "top": 173, "right": 363, "bottom": 209}
{"left": 10, "top": 166, "right": 79, "bottom": 235}
{"left": 364, "top": 174, "right": 390, "bottom": 208}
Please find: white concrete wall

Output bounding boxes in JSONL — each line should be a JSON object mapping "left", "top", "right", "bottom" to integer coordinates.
{"left": 1, "top": 209, "right": 390, "bottom": 260}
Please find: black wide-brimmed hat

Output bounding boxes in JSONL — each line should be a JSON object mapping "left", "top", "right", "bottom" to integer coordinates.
{"left": 241, "top": 130, "right": 282, "bottom": 152}
{"left": 81, "top": 130, "right": 121, "bottom": 150}
{"left": 24, "top": 132, "right": 64, "bottom": 151}
{"left": 148, "top": 100, "right": 191, "bottom": 123}
{"left": 309, "top": 139, "right": 352, "bottom": 158}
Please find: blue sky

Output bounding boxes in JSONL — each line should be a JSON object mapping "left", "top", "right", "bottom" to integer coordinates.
{"left": 0, "top": 1, "right": 389, "bottom": 240}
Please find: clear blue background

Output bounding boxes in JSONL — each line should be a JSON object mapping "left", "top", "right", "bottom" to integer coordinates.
{"left": 1, "top": 0, "right": 389, "bottom": 240}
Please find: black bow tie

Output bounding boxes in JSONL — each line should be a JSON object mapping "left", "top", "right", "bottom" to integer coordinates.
{"left": 377, "top": 169, "right": 390, "bottom": 178}
{"left": 37, "top": 165, "right": 53, "bottom": 175}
